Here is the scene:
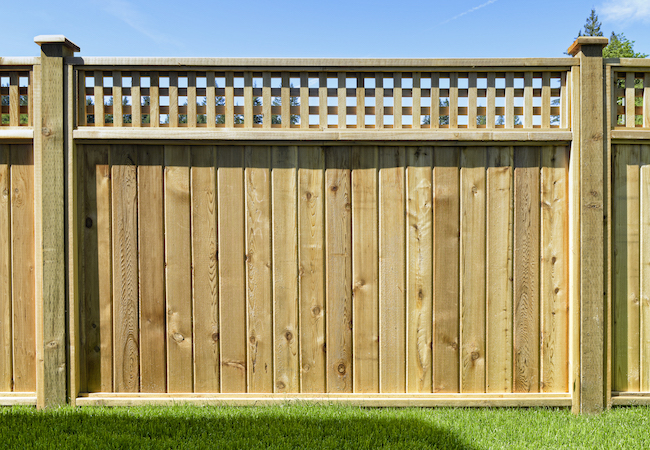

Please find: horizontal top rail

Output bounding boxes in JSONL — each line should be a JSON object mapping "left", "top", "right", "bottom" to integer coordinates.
{"left": 0, "top": 57, "right": 40, "bottom": 67}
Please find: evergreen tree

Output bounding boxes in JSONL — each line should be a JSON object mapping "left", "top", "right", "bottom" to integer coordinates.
{"left": 603, "top": 32, "right": 648, "bottom": 59}
{"left": 578, "top": 8, "right": 603, "bottom": 37}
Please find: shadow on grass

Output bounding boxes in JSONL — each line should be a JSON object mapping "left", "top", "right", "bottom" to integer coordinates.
{"left": 0, "top": 405, "right": 475, "bottom": 449}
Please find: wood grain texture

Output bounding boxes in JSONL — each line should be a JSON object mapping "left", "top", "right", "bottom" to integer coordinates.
{"left": 298, "top": 146, "right": 326, "bottom": 393}
{"left": 513, "top": 146, "right": 540, "bottom": 393}
{"left": 460, "top": 147, "right": 486, "bottom": 393}
{"left": 0, "top": 145, "right": 11, "bottom": 391}
{"left": 138, "top": 146, "right": 166, "bottom": 393}
{"left": 641, "top": 147, "right": 650, "bottom": 391}
{"left": 351, "top": 146, "right": 379, "bottom": 393}
{"left": 325, "top": 147, "right": 352, "bottom": 393}
{"left": 406, "top": 146, "right": 433, "bottom": 393}
{"left": 11, "top": 145, "right": 35, "bottom": 392}
{"left": 111, "top": 145, "right": 139, "bottom": 393}
{"left": 164, "top": 145, "right": 193, "bottom": 393}
{"left": 191, "top": 146, "right": 219, "bottom": 393}
{"left": 486, "top": 146, "right": 513, "bottom": 393}
{"left": 217, "top": 146, "right": 247, "bottom": 393}
{"left": 432, "top": 147, "right": 460, "bottom": 393}
{"left": 272, "top": 146, "right": 299, "bottom": 393}
{"left": 245, "top": 145, "right": 273, "bottom": 392}
{"left": 540, "top": 146, "right": 569, "bottom": 393}
{"left": 81, "top": 145, "right": 113, "bottom": 392}
{"left": 379, "top": 146, "right": 406, "bottom": 393}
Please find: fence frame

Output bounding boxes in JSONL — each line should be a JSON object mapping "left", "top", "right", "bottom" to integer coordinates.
{"left": 4, "top": 35, "right": 650, "bottom": 413}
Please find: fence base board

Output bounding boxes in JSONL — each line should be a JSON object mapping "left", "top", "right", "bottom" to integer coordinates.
{"left": 0, "top": 393, "right": 37, "bottom": 406}
{"left": 75, "top": 393, "right": 571, "bottom": 407}
{"left": 611, "top": 393, "right": 650, "bottom": 406}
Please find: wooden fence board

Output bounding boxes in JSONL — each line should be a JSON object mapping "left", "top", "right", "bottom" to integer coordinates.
{"left": 460, "top": 147, "right": 487, "bottom": 393}
{"left": 325, "top": 147, "right": 352, "bottom": 393}
{"left": 245, "top": 146, "right": 273, "bottom": 392}
{"left": 513, "top": 146, "right": 540, "bottom": 393}
{"left": 351, "top": 146, "right": 379, "bottom": 393}
{"left": 432, "top": 147, "right": 460, "bottom": 393}
{"left": 11, "top": 145, "right": 35, "bottom": 392}
{"left": 138, "top": 145, "right": 166, "bottom": 393}
{"left": 379, "top": 146, "right": 406, "bottom": 393}
{"left": 164, "top": 145, "right": 193, "bottom": 393}
{"left": 298, "top": 146, "right": 326, "bottom": 393}
{"left": 191, "top": 146, "right": 219, "bottom": 393}
{"left": 406, "top": 146, "right": 433, "bottom": 393}
{"left": 641, "top": 147, "right": 650, "bottom": 391}
{"left": 272, "top": 146, "right": 299, "bottom": 393}
{"left": 0, "top": 145, "right": 11, "bottom": 391}
{"left": 486, "top": 146, "right": 513, "bottom": 393}
{"left": 540, "top": 146, "right": 569, "bottom": 392}
{"left": 217, "top": 146, "right": 247, "bottom": 393}
{"left": 111, "top": 145, "right": 139, "bottom": 393}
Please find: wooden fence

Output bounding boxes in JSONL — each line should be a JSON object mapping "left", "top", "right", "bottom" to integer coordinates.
{"left": 0, "top": 35, "right": 649, "bottom": 412}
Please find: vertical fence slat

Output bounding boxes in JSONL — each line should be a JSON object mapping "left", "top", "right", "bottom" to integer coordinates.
{"left": 644, "top": 74, "right": 650, "bottom": 128}
{"left": 138, "top": 146, "right": 166, "bottom": 393}
{"left": 150, "top": 73, "right": 159, "bottom": 128}
{"left": 319, "top": 73, "right": 327, "bottom": 129}
{"left": 113, "top": 71, "right": 122, "bottom": 127}
{"left": 245, "top": 145, "right": 273, "bottom": 392}
{"left": 338, "top": 73, "right": 346, "bottom": 129}
{"left": 0, "top": 145, "right": 10, "bottom": 391}
{"left": 263, "top": 73, "right": 271, "bottom": 129}
{"left": 9, "top": 73, "right": 19, "bottom": 127}
{"left": 487, "top": 73, "right": 496, "bottom": 129}
{"left": 94, "top": 71, "right": 104, "bottom": 127}
{"left": 111, "top": 145, "right": 139, "bottom": 393}
{"left": 641, "top": 146, "right": 650, "bottom": 391}
{"left": 217, "top": 146, "right": 246, "bottom": 393}
{"left": 542, "top": 72, "right": 551, "bottom": 128}
{"left": 406, "top": 146, "right": 433, "bottom": 393}
{"left": 524, "top": 72, "right": 533, "bottom": 128}
{"left": 486, "top": 146, "right": 513, "bottom": 393}
{"left": 164, "top": 145, "right": 193, "bottom": 393}
{"left": 191, "top": 146, "right": 219, "bottom": 393}
{"left": 513, "top": 146, "right": 540, "bottom": 393}
{"left": 431, "top": 73, "right": 439, "bottom": 129}
{"left": 281, "top": 72, "right": 290, "bottom": 128}
{"left": 169, "top": 73, "right": 178, "bottom": 128}
{"left": 325, "top": 147, "right": 352, "bottom": 393}
{"left": 206, "top": 71, "right": 216, "bottom": 128}
{"left": 272, "top": 145, "right": 299, "bottom": 393}
{"left": 449, "top": 73, "right": 458, "bottom": 128}
{"left": 468, "top": 73, "right": 477, "bottom": 129}
{"left": 626, "top": 72, "right": 635, "bottom": 128}
{"left": 132, "top": 72, "right": 141, "bottom": 127}
{"left": 460, "top": 147, "right": 486, "bottom": 393}
{"left": 225, "top": 72, "right": 234, "bottom": 128}
{"left": 540, "top": 146, "right": 569, "bottom": 393}
{"left": 393, "top": 73, "right": 402, "bottom": 129}
{"left": 187, "top": 72, "right": 197, "bottom": 128}
{"left": 505, "top": 73, "right": 515, "bottom": 129}
{"left": 412, "top": 73, "right": 421, "bottom": 129}
{"left": 300, "top": 73, "right": 309, "bottom": 129}
{"left": 78, "top": 71, "right": 86, "bottom": 127}
{"left": 375, "top": 73, "right": 384, "bottom": 129}
{"left": 356, "top": 75, "right": 365, "bottom": 129}
{"left": 244, "top": 72, "right": 253, "bottom": 129}
{"left": 432, "top": 147, "right": 460, "bottom": 393}
{"left": 11, "top": 145, "right": 35, "bottom": 392}
{"left": 351, "top": 146, "right": 379, "bottom": 393}
{"left": 379, "top": 146, "right": 406, "bottom": 393}
{"left": 298, "top": 146, "right": 326, "bottom": 393}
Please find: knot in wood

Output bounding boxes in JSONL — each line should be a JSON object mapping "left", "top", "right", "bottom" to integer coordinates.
{"left": 285, "top": 330, "right": 293, "bottom": 342}
{"left": 311, "top": 305, "right": 321, "bottom": 316}
{"left": 276, "top": 381, "right": 286, "bottom": 390}
{"left": 305, "top": 191, "right": 312, "bottom": 200}
{"left": 85, "top": 217, "right": 93, "bottom": 228}
{"left": 46, "top": 340, "right": 58, "bottom": 349}
{"left": 42, "top": 127, "right": 51, "bottom": 136}
{"left": 211, "top": 332, "right": 219, "bottom": 342}
{"left": 337, "top": 363, "right": 346, "bottom": 375}
{"left": 172, "top": 333, "right": 184, "bottom": 343}
{"left": 471, "top": 351, "right": 480, "bottom": 361}
{"left": 249, "top": 336, "right": 257, "bottom": 345}
{"left": 303, "top": 363, "right": 311, "bottom": 372}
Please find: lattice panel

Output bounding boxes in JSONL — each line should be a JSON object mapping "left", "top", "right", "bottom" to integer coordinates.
{"left": 0, "top": 72, "right": 32, "bottom": 127}
{"left": 614, "top": 71, "right": 650, "bottom": 128}
{"left": 79, "top": 70, "right": 567, "bottom": 130}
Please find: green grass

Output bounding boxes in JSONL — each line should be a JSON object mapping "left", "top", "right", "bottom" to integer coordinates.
{"left": 0, "top": 404, "right": 649, "bottom": 449}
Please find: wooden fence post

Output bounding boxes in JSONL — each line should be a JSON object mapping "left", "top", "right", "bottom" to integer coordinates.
{"left": 568, "top": 36, "right": 608, "bottom": 414}
{"left": 33, "top": 35, "right": 80, "bottom": 408}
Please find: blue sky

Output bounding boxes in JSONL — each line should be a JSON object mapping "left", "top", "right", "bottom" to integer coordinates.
{"left": 1, "top": 0, "right": 649, "bottom": 58}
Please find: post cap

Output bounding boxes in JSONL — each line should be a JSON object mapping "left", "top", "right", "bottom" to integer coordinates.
{"left": 34, "top": 35, "right": 80, "bottom": 53}
{"left": 567, "top": 36, "right": 608, "bottom": 56}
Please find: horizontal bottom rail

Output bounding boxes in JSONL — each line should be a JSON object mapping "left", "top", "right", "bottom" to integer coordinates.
{"left": 75, "top": 393, "right": 572, "bottom": 408}
{"left": 611, "top": 392, "right": 650, "bottom": 406}
{"left": 73, "top": 127, "right": 573, "bottom": 143}
{"left": 0, "top": 393, "right": 37, "bottom": 406}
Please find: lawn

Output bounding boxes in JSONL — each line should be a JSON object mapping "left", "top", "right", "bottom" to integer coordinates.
{"left": 0, "top": 404, "right": 649, "bottom": 449}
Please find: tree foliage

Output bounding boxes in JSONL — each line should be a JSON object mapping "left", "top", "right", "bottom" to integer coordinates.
{"left": 578, "top": 8, "right": 603, "bottom": 37}
{"left": 603, "top": 32, "right": 648, "bottom": 59}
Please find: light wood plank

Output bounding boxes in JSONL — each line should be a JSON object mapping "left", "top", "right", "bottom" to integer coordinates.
{"left": 524, "top": 72, "right": 533, "bottom": 128}
{"left": 338, "top": 73, "right": 346, "bottom": 129}
{"left": 300, "top": 73, "right": 309, "bottom": 129}
{"left": 460, "top": 147, "right": 487, "bottom": 393}
{"left": 272, "top": 146, "right": 299, "bottom": 393}
{"left": 487, "top": 73, "right": 496, "bottom": 129}
{"left": 191, "top": 146, "right": 219, "bottom": 393}
{"left": 375, "top": 73, "right": 384, "bottom": 129}
{"left": 412, "top": 73, "right": 421, "bottom": 129}
{"left": 225, "top": 72, "right": 234, "bottom": 128}
{"left": 351, "top": 146, "right": 379, "bottom": 393}
{"left": 298, "top": 146, "right": 326, "bottom": 393}
{"left": 513, "top": 146, "right": 540, "bottom": 393}
{"left": 319, "top": 73, "right": 327, "bottom": 129}
{"left": 187, "top": 72, "right": 197, "bottom": 127}
{"left": 449, "top": 73, "right": 458, "bottom": 128}
{"left": 111, "top": 145, "right": 139, "bottom": 393}
{"left": 138, "top": 146, "right": 166, "bottom": 393}
{"left": 486, "top": 146, "right": 513, "bottom": 393}
{"left": 356, "top": 75, "right": 365, "bottom": 129}
{"left": 379, "top": 146, "right": 406, "bottom": 393}
{"left": 132, "top": 72, "right": 141, "bottom": 127}
{"left": 244, "top": 72, "right": 253, "bottom": 129}
{"left": 432, "top": 147, "right": 460, "bottom": 393}
{"left": 245, "top": 146, "right": 273, "bottom": 392}
{"left": 626, "top": 72, "right": 635, "bottom": 128}
{"left": 431, "top": 73, "right": 440, "bottom": 129}
{"left": 468, "top": 73, "right": 477, "bottom": 129}
{"left": 281, "top": 72, "right": 290, "bottom": 129}
{"left": 94, "top": 71, "right": 104, "bottom": 126}
{"left": 406, "top": 146, "right": 433, "bottom": 393}
{"left": 263, "top": 73, "right": 271, "bottom": 129}
{"left": 542, "top": 73, "right": 551, "bottom": 128}
{"left": 150, "top": 73, "right": 159, "bottom": 128}
{"left": 393, "top": 73, "right": 402, "bottom": 129}
{"left": 506, "top": 73, "right": 515, "bottom": 128}
{"left": 644, "top": 74, "right": 650, "bottom": 129}
{"left": 217, "top": 146, "right": 247, "bottom": 393}
{"left": 0, "top": 146, "right": 10, "bottom": 391}
{"left": 206, "top": 71, "right": 216, "bottom": 128}
{"left": 540, "top": 146, "right": 569, "bottom": 393}
{"left": 9, "top": 73, "right": 19, "bottom": 127}
{"left": 113, "top": 71, "right": 122, "bottom": 127}
{"left": 325, "top": 147, "right": 352, "bottom": 392}
{"left": 169, "top": 73, "right": 178, "bottom": 128}
{"left": 641, "top": 146, "right": 650, "bottom": 391}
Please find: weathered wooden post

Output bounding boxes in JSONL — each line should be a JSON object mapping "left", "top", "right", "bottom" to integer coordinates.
{"left": 567, "top": 36, "right": 608, "bottom": 414}
{"left": 34, "top": 35, "right": 79, "bottom": 408}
